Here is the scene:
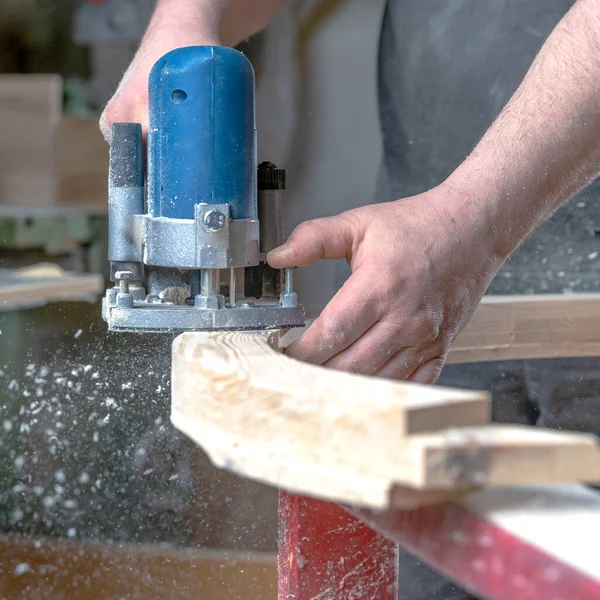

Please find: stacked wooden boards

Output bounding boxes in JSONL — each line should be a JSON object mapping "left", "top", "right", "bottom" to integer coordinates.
{"left": 0, "top": 75, "right": 62, "bottom": 207}
{"left": 0, "top": 74, "right": 108, "bottom": 209}
{"left": 171, "top": 294, "right": 600, "bottom": 511}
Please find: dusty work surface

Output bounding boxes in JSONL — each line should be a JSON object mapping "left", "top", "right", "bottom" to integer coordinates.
{"left": 0, "top": 301, "right": 279, "bottom": 596}
{"left": 0, "top": 535, "right": 276, "bottom": 600}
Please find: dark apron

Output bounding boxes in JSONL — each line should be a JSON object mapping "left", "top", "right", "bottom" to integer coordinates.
{"left": 376, "top": 1, "right": 600, "bottom": 598}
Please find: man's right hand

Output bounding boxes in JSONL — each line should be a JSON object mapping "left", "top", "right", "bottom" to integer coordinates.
{"left": 100, "top": 0, "right": 286, "bottom": 142}
{"left": 99, "top": 0, "right": 222, "bottom": 143}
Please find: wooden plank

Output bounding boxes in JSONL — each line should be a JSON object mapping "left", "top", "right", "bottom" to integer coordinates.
{"left": 0, "top": 262, "right": 104, "bottom": 310}
{"left": 449, "top": 293, "right": 600, "bottom": 363}
{"left": 0, "top": 535, "right": 276, "bottom": 600}
{"left": 171, "top": 330, "right": 600, "bottom": 509}
{"left": 172, "top": 330, "right": 490, "bottom": 437}
{"left": 280, "top": 294, "right": 600, "bottom": 363}
{"left": 0, "top": 75, "right": 61, "bottom": 206}
{"left": 407, "top": 424, "right": 600, "bottom": 490}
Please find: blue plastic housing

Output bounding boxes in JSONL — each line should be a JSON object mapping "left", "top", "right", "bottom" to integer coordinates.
{"left": 147, "top": 46, "right": 257, "bottom": 220}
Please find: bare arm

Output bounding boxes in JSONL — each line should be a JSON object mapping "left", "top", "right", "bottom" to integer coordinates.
{"left": 268, "top": 0, "right": 600, "bottom": 382}
{"left": 146, "top": 0, "right": 286, "bottom": 47}
{"left": 447, "top": 0, "right": 600, "bottom": 259}
{"left": 220, "top": 0, "right": 287, "bottom": 46}
{"left": 100, "top": 0, "right": 286, "bottom": 140}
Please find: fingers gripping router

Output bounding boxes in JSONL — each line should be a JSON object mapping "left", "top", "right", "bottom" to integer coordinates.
{"left": 102, "top": 46, "right": 306, "bottom": 332}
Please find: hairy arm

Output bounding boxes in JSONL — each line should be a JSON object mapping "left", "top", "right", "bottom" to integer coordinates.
{"left": 145, "top": 0, "right": 286, "bottom": 47}
{"left": 446, "top": 0, "right": 600, "bottom": 259}
{"left": 100, "top": 0, "right": 286, "bottom": 140}
{"left": 267, "top": 0, "right": 600, "bottom": 382}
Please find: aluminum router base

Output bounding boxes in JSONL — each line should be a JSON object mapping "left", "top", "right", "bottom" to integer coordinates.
{"left": 102, "top": 298, "right": 306, "bottom": 332}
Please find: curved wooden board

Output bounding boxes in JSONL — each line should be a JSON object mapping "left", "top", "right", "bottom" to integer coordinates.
{"left": 171, "top": 330, "right": 600, "bottom": 510}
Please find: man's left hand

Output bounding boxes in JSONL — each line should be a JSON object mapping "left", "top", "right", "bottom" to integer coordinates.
{"left": 267, "top": 184, "right": 504, "bottom": 383}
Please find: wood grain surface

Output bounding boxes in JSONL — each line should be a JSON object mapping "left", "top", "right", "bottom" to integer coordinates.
{"left": 171, "top": 325, "right": 600, "bottom": 509}
{"left": 58, "top": 116, "right": 108, "bottom": 208}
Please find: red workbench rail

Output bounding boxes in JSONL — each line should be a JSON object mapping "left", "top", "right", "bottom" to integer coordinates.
{"left": 279, "top": 485, "right": 600, "bottom": 600}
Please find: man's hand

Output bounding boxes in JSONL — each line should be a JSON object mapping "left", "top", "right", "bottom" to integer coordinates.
{"left": 267, "top": 184, "right": 505, "bottom": 383}
{"left": 270, "top": 0, "right": 600, "bottom": 383}
{"left": 99, "top": 0, "right": 222, "bottom": 142}
{"left": 99, "top": 0, "right": 285, "bottom": 143}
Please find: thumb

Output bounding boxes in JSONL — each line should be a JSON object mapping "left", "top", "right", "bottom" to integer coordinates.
{"left": 267, "top": 215, "right": 358, "bottom": 268}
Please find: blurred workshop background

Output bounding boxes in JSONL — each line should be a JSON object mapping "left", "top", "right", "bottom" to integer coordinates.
{"left": 0, "top": 1, "right": 385, "bottom": 598}
{"left": 0, "top": 0, "right": 385, "bottom": 304}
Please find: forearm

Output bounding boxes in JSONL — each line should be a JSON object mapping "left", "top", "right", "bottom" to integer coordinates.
{"left": 446, "top": 0, "right": 600, "bottom": 260}
{"left": 220, "top": 0, "right": 287, "bottom": 46}
{"left": 145, "top": 0, "right": 285, "bottom": 48}
{"left": 101, "top": 0, "right": 284, "bottom": 138}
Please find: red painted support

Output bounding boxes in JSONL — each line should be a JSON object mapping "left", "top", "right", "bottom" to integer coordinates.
{"left": 357, "top": 500, "right": 600, "bottom": 600}
{"left": 278, "top": 491, "right": 398, "bottom": 600}
{"left": 279, "top": 485, "right": 600, "bottom": 600}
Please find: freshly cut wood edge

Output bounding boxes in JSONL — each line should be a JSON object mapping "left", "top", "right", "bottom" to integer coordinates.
{"left": 172, "top": 410, "right": 600, "bottom": 508}
{"left": 172, "top": 329, "right": 490, "bottom": 437}
{"left": 171, "top": 408, "right": 456, "bottom": 509}
{"left": 282, "top": 294, "right": 600, "bottom": 363}
{"left": 409, "top": 424, "right": 600, "bottom": 490}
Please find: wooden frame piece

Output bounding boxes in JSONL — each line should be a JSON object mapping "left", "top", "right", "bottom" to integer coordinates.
{"left": 449, "top": 293, "right": 600, "bottom": 363}
{"left": 0, "top": 74, "right": 109, "bottom": 209}
{"left": 171, "top": 293, "right": 600, "bottom": 600}
{"left": 171, "top": 294, "right": 600, "bottom": 510}
{"left": 0, "top": 75, "right": 61, "bottom": 207}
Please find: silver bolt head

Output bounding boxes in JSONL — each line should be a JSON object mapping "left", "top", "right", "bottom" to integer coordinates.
{"left": 114, "top": 270, "right": 134, "bottom": 281}
{"left": 202, "top": 210, "right": 226, "bottom": 232}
